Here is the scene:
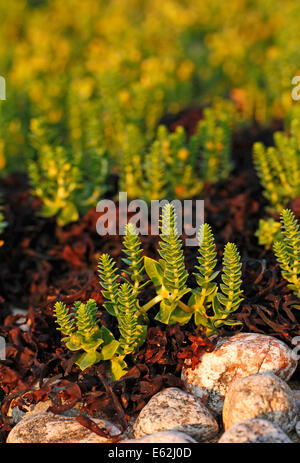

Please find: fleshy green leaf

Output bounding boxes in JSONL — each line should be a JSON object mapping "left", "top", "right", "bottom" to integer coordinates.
{"left": 144, "top": 256, "right": 163, "bottom": 287}
{"left": 169, "top": 306, "right": 193, "bottom": 325}
{"left": 100, "top": 340, "right": 120, "bottom": 360}
{"left": 110, "top": 357, "right": 128, "bottom": 381}
{"left": 99, "top": 325, "right": 115, "bottom": 344}
{"left": 155, "top": 299, "right": 175, "bottom": 324}
{"left": 75, "top": 351, "right": 101, "bottom": 371}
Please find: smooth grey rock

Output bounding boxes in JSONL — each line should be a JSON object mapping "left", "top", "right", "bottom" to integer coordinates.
{"left": 133, "top": 387, "right": 218, "bottom": 442}
{"left": 223, "top": 372, "right": 297, "bottom": 434}
{"left": 219, "top": 419, "right": 292, "bottom": 443}
{"left": 293, "top": 390, "right": 300, "bottom": 418}
{"left": 122, "top": 431, "right": 197, "bottom": 443}
{"left": 6, "top": 411, "right": 121, "bottom": 443}
{"left": 295, "top": 421, "right": 300, "bottom": 438}
{"left": 182, "top": 333, "right": 297, "bottom": 415}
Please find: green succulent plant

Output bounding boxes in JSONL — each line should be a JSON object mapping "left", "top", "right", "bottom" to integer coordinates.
{"left": 253, "top": 119, "right": 300, "bottom": 214}
{"left": 99, "top": 205, "right": 243, "bottom": 336}
{"left": 98, "top": 224, "right": 148, "bottom": 379}
{"left": 29, "top": 115, "right": 109, "bottom": 227}
{"left": 144, "top": 208, "right": 243, "bottom": 335}
{"left": 55, "top": 205, "right": 244, "bottom": 379}
{"left": 121, "top": 223, "right": 146, "bottom": 296}
{"left": 197, "top": 105, "right": 232, "bottom": 184}
{"left": 273, "top": 209, "right": 300, "bottom": 298}
{"left": 120, "top": 103, "right": 234, "bottom": 202}
{"left": 54, "top": 299, "right": 119, "bottom": 372}
{"left": 255, "top": 218, "right": 282, "bottom": 250}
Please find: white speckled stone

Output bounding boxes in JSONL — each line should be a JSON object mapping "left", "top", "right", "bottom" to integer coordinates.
{"left": 6, "top": 412, "right": 121, "bottom": 443}
{"left": 122, "top": 431, "right": 197, "bottom": 443}
{"left": 133, "top": 387, "right": 218, "bottom": 442}
{"left": 182, "top": 333, "right": 297, "bottom": 414}
{"left": 219, "top": 419, "right": 292, "bottom": 443}
{"left": 223, "top": 372, "right": 297, "bottom": 434}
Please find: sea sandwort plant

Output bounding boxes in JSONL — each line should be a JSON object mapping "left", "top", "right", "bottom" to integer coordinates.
{"left": 54, "top": 205, "right": 244, "bottom": 379}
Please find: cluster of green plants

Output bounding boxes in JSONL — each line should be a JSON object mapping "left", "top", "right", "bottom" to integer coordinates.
{"left": 1, "top": 1, "right": 300, "bottom": 175}
{"left": 141, "top": 205, "right": 243, "bottom": 333}
{"left": 255, "top": 218, "right": 282, "bottom": 250}
{"left": 273, "top": 209, "right": 300, "bottom": 299}
{"left": 54, "top": 220, "right": 149, "bottom": 379}
{"left": 27, "top": 100, "right": 234, "bottom": 225}
{"left": 1, "top": 0, "right": 300, "bottom": 230}
{"left": 54, "top": 205, "right": 300, "bottom": 379}
{"left": 253, "top": 118, "right": 300, "bottom": 215}
{"left": 0, "top": 0, "right": 199, "bottom": 172}
{"left": 1, "top": 0, "right": 299, "bottom": 383}
{"left": 28, "top": 115, "right": 109, "bottom": 226}
{"left": 120, "top": 103, "right": 234, "bottom": 202}
{"left": 54, "top": 299, "right": 120, "bottom": 372}
{"left": 254, "top": 117, "right": 300, "bottom": 250}
{"left": 54, "top": 204, "right": 244, "bottom": 378}
{"left": 254, "top": 209, "right": 300, "bottom": 298}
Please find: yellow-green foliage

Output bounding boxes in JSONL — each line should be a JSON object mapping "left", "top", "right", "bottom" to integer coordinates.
{"left": 98, "top": 224, "right": 148, "bottom": 379}
{"left": 143, "top": 206, "right": 243, "bottom": 335}
{"left": 99, "top": 206, "right": 244, "bottom": 340}
{"left": 54, "top": 218, "right": 149, "bottom": 380}
{"left": 2, "top": 1, "right": 300, "bottom": 171}
{"left": 274, "top": 209, "right": 300, "bottom": 298}
{"left": 119, "top": 124, "right": 145, "bottom": 200}
{"left": 197, "top": 106, "right": 232, "bottom": 184}
{"left": 122, "top": 223, "right": 145, "bottom": 296}
{"left": 189, "top": 223, "right": 243, "bottom": 336}
{"left": 54, "top": 299, "right": 119, "bottom": 372}
{"left": 28, "top": 117, "right": 109, "bottom": 226}
{"left": 29, "top": 98, "right": 233, "bottom": 217}
{"left": 153, "top": 203, "right": 190, "bottom": 324}
{"left": 253, "top": 119, "right": 300, "bottom": 214}
{"left": 55, "top": 207, "right": 244, "bottom": 379}
{"left": 121, "top": 103, "right": 233, "bottom": 202}
{"left": 256, "top": 218, "right": 282, "bottom": 250}
{"left": 116, "top": 282, "right": 147, "bottom": 358}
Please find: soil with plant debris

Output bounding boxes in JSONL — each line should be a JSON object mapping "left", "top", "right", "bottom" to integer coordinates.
{"left": 0, "top": 109, "right": 299, "bottom": 442}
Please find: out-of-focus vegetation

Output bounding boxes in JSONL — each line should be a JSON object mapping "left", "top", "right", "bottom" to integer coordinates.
{"left": 121, "top": 100, "right": 234, "bottom": 202}
{"left": 253, "top": 118, "right": 300, "bottom": 214}
{"left": 253, "top": 115, "right": 300, "bottom": 250}
{"left": 255, "top": 218, "right": 282, "bottom": 251}
{"left": 273, "top": 209, "right": 300, "bottom": 298}
{"left": 1, "top": 0, "right": 300, "bottom": 224}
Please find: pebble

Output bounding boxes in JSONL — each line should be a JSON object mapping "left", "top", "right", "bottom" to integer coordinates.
{"left": 122, "top": 430, "right": 197, "bottom": 443}
{"left": 133, "top": 387, "right": 218, "bottom": 442}
{"left": 182, "top": 333, "right": 297, "bottom": 414}
{"left": 6, "top": 411, "right": 121, "bottom": 443}
{"left": 219, "top": 418, "right": 292, "bottom": 443}
{"left": 223, "top": 372, "right": 297, "bottom": 434}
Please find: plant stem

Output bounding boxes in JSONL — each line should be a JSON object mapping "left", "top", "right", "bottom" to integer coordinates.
{"left": 142, "top": 296, "right": 195, "bottom": 314}
{"left": 141, "top": 294, "right": 163, "bottom": 312}
{"left": 178, "top": 300, "right": 194, "bottom": 313}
